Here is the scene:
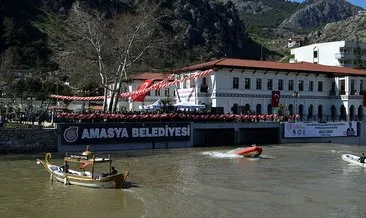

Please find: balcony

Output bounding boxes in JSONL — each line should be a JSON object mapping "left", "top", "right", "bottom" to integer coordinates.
{"left": 334, "top": 52, "right": 355, "bottom": 60}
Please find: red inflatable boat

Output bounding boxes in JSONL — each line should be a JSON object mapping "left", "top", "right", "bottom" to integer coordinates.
{"left": 235, "top": 145, "right": 262, "bottom": 157}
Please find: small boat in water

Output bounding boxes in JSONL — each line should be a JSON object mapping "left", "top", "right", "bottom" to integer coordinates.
{"left": 36, "top": 146, "right": 129, "bottom": 188}
{"left": 342, "top": 154, "right": 366, "bottom": 168}
{"left": 235, "top": 144, "right": 263, "bottom": 157}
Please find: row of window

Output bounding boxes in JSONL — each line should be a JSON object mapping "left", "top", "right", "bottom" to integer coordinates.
{"left": 231, "top": 103, "right": 362, "bottom": 117}
{"left": 146, "top": 88, "right": 175, "bottom": 97}
{"left": 232, "top": 78, "right": 323, "bottom": 92}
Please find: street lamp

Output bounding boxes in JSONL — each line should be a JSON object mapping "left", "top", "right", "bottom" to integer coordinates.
{"left": 292, "top": 91, "right": 300, "bottom": 118}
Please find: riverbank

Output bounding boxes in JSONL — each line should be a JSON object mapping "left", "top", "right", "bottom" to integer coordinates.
{"left": 1, "top": 120, "right": 364, "bottom": 154}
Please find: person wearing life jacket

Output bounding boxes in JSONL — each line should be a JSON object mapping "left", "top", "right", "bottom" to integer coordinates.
{"left": 358, "top": 153, "right": 365, "bottom": 163}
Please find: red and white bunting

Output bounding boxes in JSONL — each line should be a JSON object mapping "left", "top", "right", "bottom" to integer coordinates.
{"left": 50, "top": 69, "right": 213, "bottom": 101}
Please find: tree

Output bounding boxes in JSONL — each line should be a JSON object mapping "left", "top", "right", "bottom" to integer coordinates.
{"left": 54, "top": 1, "right": 170, "bottom": 112}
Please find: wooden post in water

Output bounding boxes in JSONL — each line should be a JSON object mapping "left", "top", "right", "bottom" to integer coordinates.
{"left": 91, "top": 155, "right": 95, "bottom": 178}
{"left": 109, "top": 154, "right": 111, "bottom": 173}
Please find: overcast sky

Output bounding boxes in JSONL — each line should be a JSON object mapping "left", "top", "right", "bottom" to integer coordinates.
{"left": 291, "top": 0, "right": 365, "bottom": 9}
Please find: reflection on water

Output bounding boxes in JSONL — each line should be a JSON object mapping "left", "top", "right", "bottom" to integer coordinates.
{"left": 0, "top": 143, "right": 366, "bottom": 218}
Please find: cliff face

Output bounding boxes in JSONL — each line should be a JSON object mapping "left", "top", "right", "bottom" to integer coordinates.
{"left": 166, "top": 0, "right": 251, "bottom": 61}
{"left": 277, "top": 0, "right": 362, "bottom": 36}
{"left": 308, "top": 11, "right": 366, "bottom": 43}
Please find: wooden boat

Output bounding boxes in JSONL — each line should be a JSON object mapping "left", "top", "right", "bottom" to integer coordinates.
{"left": 342, "top": 154, "right": 366, "bottom": 168}
{"left": 235, "top": 145, "right": 263, "bottom": 157}
{"left": 36, "top": 147, "right": 129, "bottom": 188}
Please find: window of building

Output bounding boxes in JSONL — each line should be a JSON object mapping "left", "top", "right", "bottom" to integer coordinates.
{"left": 330, "top": 82, "right": 336, "bottom": 95}
{"left": 233, "top": 77, "right": 239, "bottom": 89}
{"left": 200, "top": 77, "right": 208, "bottom": 93}
{"left": 318, "top": 81, "right": 323, "bottom": 92}
{"left": 309, "top": 81, "right": 314, "bottom": 91}
{"left": 267, "top": 79, "right": 273, "bottom": 90}
{"left": 288, "top": 80, "right": 294, "bottom": 91}
{"left": 244, "top": 78, "right": 251, "bottom": 89}
{"left": 313, "top": 50, "right": 318, "bottom": 58}
{"left": 256, "top": 78, "right": 262, "bottom": 90}
{"left": 278, "top": 79, "right": 283, "bottom": 90}
{"left": 360, "top": 81, "right": 364, "bottom": 94}
{"left": 190, "top": 78, "right": 195, "bottom": 88}
{"left": 298, "top": 80, "right": 304, "bottom": 91}
{"left": 164, "top": 88, "right": 170, "bottom": 96}
{"left": 155, "top": 89, "right": 160, "bottom": 96}
{"left": 183, "top": 76, "right": 188, "bottom": 88}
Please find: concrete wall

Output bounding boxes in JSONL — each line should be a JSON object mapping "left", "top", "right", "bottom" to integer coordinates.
{"left": 0, "top": 129, "right": 57, "bottom": 153}
{"left": 0, "top": 121, "right": 365, "bottom": 154}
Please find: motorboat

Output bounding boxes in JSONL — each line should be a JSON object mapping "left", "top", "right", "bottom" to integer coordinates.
{"left": 342, "top": 154, "right": 366, "bottom": 168}
{"left": 36, "top": 146, "right": 129, "bottom": 188}
{"left": 234, "top": 145, "right": 263, "bottom": 157}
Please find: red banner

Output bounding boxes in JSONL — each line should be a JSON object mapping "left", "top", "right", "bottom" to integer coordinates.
{"left": 271, "top": 91, "right": 280, "bottom": 107}
{"left": 131, "top": 79, "right": 154, "bottom": 102}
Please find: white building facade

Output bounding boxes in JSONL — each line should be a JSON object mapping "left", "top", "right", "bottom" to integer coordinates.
{"left": 174, "top": 58, "right": 366, "bottom": 121}
{"left": 290, "top": 41, "right": 366, "bottom": 68}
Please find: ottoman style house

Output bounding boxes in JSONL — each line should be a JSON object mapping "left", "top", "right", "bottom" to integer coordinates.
{"left": 170, "top": 58, "right": 366, "bottom": 121}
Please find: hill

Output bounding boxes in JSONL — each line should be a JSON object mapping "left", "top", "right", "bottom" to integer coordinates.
{"left": 0, "top": 0, "right": 364, "bottom": 75}
{"left": 307, "top": 10, "right": 366, "bottom": 43}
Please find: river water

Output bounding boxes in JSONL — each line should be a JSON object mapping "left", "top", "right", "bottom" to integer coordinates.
{"left": 0, "top": 143, "right": 365, "bottom": 218}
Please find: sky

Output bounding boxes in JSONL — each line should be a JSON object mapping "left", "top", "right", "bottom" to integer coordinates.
{"left": 292, "top": 0, "right": 365, "bottom": 9}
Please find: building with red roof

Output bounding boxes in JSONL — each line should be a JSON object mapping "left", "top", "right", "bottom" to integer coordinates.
{"left": 170, "top": 58, "right": 366, "bottom": 121}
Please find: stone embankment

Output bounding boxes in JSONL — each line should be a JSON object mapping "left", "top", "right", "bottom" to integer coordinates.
{"left": 0, "top": 128, "right": 57, "bottom": 153}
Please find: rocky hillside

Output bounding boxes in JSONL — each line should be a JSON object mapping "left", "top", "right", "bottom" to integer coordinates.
{"left": 0, "top": 0, "right": 365, "bottom": 74}
{"left": 308, "top": 10, "right": 366, "bottom": 43}
{"left": 221, "top": 0, "right": 303, "bottom": 30}
{"left": 0, "top": 0, "right": 268, "bottom": 72}
{"left": 277, "top": 0, "right": 362, "bottom": 36}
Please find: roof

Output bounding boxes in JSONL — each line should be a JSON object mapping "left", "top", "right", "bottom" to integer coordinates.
{"left": 129, "top": 72, "right": 174, "bottom": 81}
{"left": 174, "top": 58, "right": 366, "bottom": 76}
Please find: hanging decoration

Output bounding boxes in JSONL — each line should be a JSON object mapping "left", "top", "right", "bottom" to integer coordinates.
{"left": 50, "top": 69, "right": 213, "bottom": 101}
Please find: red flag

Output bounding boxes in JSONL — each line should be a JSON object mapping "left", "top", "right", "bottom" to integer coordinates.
{"left": 271, "top": 91, "right": 280, "bottom": 107}
{"left": 131, "top": 79, "right": 154, "bottom": 102}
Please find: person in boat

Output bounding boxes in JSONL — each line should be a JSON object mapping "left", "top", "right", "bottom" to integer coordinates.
{"left": 104, "top": 166, "right": 118, "bottom": 177}
{"left": 60, "top": 163, "right": 69, "bottom": 172}
{"left": 110, "top": 166, "right": 118, "bottom": 175}
{"left": 358, "top": 153, "right": 365, "bottom": 163}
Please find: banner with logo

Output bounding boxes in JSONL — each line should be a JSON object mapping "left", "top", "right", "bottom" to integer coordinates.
{"left": 59, "top": 122, "right": 191, "bottom": 145}
{"left": 284, "top": 121, "right": 358, "bottom": 138}
{"left": 175, "top": 88, "right": 196, "bottom": 103}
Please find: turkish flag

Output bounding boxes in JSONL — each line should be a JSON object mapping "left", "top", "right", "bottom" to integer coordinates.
{"left": 131, "top": 79, "right": 154, "bottom": 102}
{"left": 271, "top": 91, "right": 280, "bottom": 107}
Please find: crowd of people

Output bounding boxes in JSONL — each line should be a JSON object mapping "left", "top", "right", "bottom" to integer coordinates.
{"left": 54, "top": 110, "right": 287, "bottom": 123}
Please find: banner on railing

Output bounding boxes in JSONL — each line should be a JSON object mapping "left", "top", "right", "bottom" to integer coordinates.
{"left": 59, "top": 122, "right": 191, "bottom": 145}
{"left": 284, "top": 121, "right": 357, "bottom": 138}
